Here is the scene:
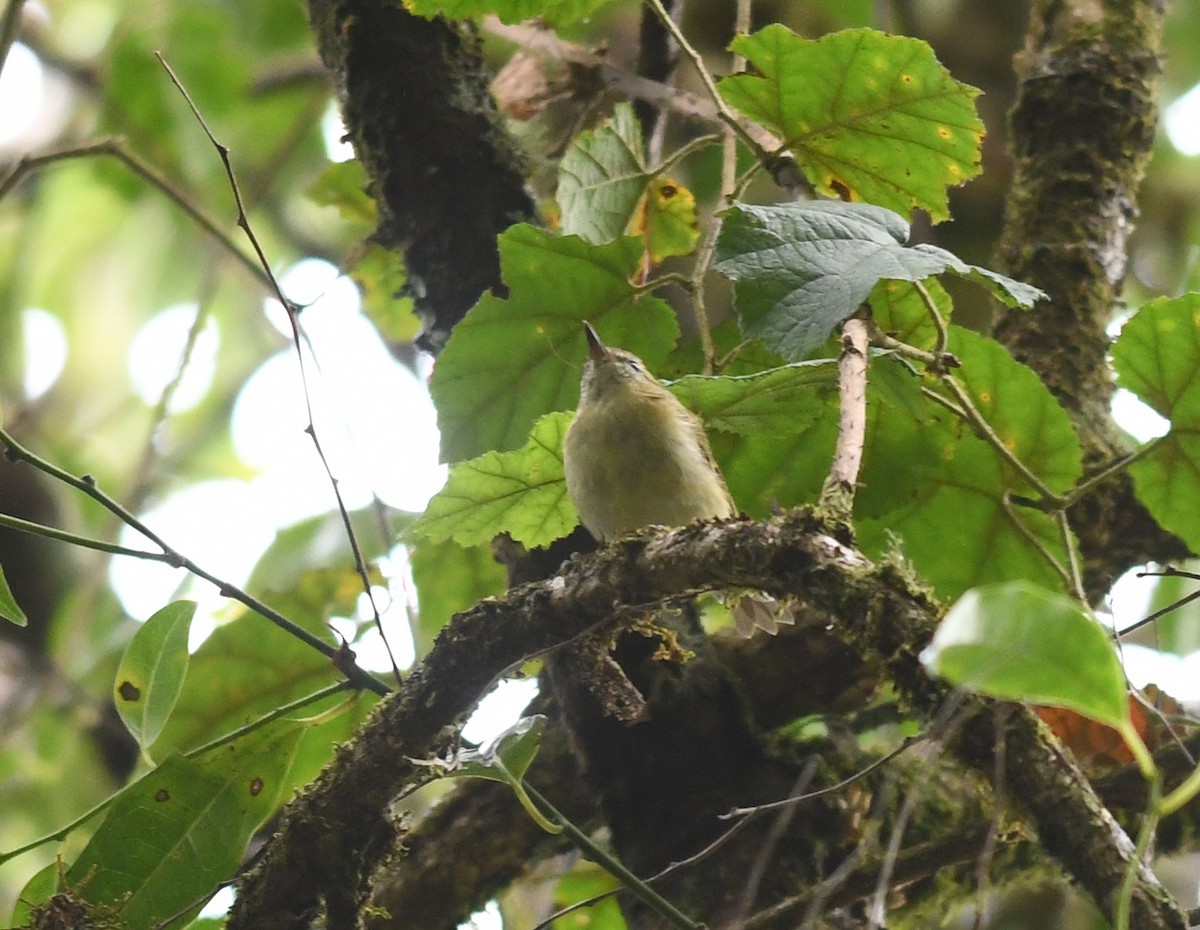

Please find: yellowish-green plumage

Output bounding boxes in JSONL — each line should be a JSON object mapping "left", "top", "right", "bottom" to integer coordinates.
{"left": 563, "top": 327, "right": 733, "bottom": 540}
{"left": 563, "top": 323, "right": 781, "bottom": 635}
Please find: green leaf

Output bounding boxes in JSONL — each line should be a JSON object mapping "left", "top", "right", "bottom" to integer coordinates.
{"left": 1112, "top": 295, "right": 1200, "bottom": 551}
{"left": 669, "top": 360, "right": 837, "bottom": 437}
{"left": 409, "top": 538, "right": 506, "bottom": 655}
{"left": 868, "top": 277, "right": 953, "bottom": 348}
{"left": 67, "top": 721, "right": 307, "bottom": 930}
{"left": 856, "top": 335, "right": 1080, "bottom": 598}
{"left": 718, "top": 26, "right": 983, "bottom": 222}
{"left": 149, "top": 568, "right": 377, "bottom": 762}
{"left": 410, "top": 412, "right": 576, "bottom": 549}
{"left": 429, "top": 225, "right": 678, "bottom": 462}
{"left": 247, "top": 506, "right": 410, "bottom": 594}
{"left": 939, "top": 327, "right": 1082, "bottom": 496}
{"left": 352, "top": 242, "right": 418, "bottom": 343}
{"left": 558, "top": 103, "right": 649, "bottom": 244}
{"left": 714, "top": 201, "right": 1043, "bottom": 360}
{"left": 922, "top": 581, "right": 1129, "bottom": 729}
{"left": 307, "top": 160, "right": 377, "bottom": 232}
{"left": 402, "top": 0, "right": 612, "bottom": 26}
{"left": 114, "top": 600, "right": 196, "bottom": 748}
{"left": 0, "top": 560, "right": 28, "bottom": 626}
{"left": 1112, "top": 294, "right": 1200, "bottom": 423}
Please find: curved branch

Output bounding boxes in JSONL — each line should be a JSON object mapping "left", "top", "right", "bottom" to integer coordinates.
{"left": 226, "top": 511, "right": 1186, "bottom": 930}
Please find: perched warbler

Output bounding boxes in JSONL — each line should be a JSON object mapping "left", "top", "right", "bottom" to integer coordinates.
{"left": 563, "top": 322, "right": 782, "bottom": 636}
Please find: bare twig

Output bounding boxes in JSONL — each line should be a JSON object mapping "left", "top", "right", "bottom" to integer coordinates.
{"left": 0, "top": 427, "right": 392, "bottom": 696}
{"left": 822, "top": 317, "right": 870, "bottom": 512}
{"left": 156, "top": 53, "right": 402, "bottom": 680}
{"left": 0, "top": 137, "right": 270, "bottom": 289}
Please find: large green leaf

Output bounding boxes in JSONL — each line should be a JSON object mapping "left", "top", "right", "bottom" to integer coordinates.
{"left": 114, "top": 600, "right": 196, "bottom": 749}
{"left": 714, "top": 201, "right": 1043, "bottom": 360}
{"left": 856, "top": 335, "right": 1080, "bottom": 598}
{"left": 558, "top": 103, "right": 649, "bottom": 244}
{"left": 670, "top": 361, "right": 836, "bottom": 437}
{"left": 429, "top": 225, "right": 678, "bottom": 462}
{"left": 718, "top": 26, "right": 983, "bottom": 222}
{"left": 67, "top": 721, "right": 307, "bottom": 930}
{"left": 1112, "top": 295, "right": 1200, "bottom": 551}
{"left": 923, "top": 581, "right": 1129, "bottom": 729}
{"left": 410, "top": 412, "right": 576, "bottom": 549}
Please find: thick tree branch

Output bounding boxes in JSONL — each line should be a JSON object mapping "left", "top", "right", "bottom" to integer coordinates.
{"left": 993, "top": 0, "right": 1186, "bottom": 595}
{"left": 306, "top": 0, "right": 536, "bottom": 353}
{"left": 227, "top": 511, "right": 1186, "bottom": 930}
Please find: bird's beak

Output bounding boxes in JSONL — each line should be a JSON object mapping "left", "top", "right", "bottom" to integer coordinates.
{"left": 583, "top": 321, "right": 609, "bottom": 362}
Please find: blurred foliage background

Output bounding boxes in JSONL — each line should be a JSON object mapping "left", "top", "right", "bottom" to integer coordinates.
{"left": 1, "top": 0, "right": 1200, "bottom": 923}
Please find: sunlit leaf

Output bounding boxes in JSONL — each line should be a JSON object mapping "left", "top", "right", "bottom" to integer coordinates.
{"left": 923, "top": 581, "right": 1129, "bottom": 728}
{"left": 559, "top": 103, "right": 649, "bottom": 244}
{"left": 149, "top": 568, "right": 379, "bottom": 762}
{"left": 409, "top": 539, "right": 506, "bottom": 655}
{"left": 719, "top": 26, "right": 983, "bottom": 221}
{"left": 307, "top": 160, "right": 377, "bottom": 232}
{"left": 636, "top": 178, "right": 700, "bottom": 263}
{"left": 429, "top": 225, "right": 678, "bottom": 462}
{"left": 1112, "top": 295, "right": 1200, "bottom": 551}
{"left": 114, "top": 600, "right": 196, "bottom": 748}
{"left": 351, "top": 242, "right": 418, "bottom": 343}
{"left": 714, "top": 201, "right": 1043, "bottom": 360}
{"left": 67, "top": 720, "right": 307, "bottom": 930}
{"left": 410, "top": 412, "right": 576, "bottom": 549}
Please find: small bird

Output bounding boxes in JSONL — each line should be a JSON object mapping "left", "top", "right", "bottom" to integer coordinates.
{"left": 563, "top": 322, "right": 782, "bottom": 635}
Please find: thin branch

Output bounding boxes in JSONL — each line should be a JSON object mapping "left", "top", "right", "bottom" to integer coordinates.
{"left": 525, "top": 785, "right": 701, "bottom": 930}
{"left": 0, "top": 426, "right": 392, "bottom": 696}
{"left": 642, "top": 0, "right": 774, "bottom": 166}
{"left": 156, "top": 53, "right": 401, "bottom": 680}
{"left": 724, "top": 734, "right": 925, "bottom": 818}
{"left": 0, "top": 138, "right": 270, "bottom": 289}
{"left": 1061, "top": 438, "right": 1166, "bottom": 508}
{"left": 0, "top": 511, "right": 162, "bottom": 561}
{"left": 938, "top": 374, "right": 1058, "bottom": 502}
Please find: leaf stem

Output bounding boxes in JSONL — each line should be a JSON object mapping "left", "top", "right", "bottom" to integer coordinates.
{"left": 1116, "top": 772, "right": 1160, "bottom": 930}
{"left": 0, "top": 427, "right": 392, "bottom": 697}
{"left": 0, "top": 511, "right": 162, "bottom": 561}
{"left": 524, "top": 784, "right": 702, "bottom": 930}
{"left": 642, "top": 0, "right": 772, "bottom": 166}
{"left": 156, "top": 53, "right": 402, "bottom": 681}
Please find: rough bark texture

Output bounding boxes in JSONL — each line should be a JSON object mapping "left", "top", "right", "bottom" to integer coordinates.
{"left": 993, "top": 0, "right": 1188, "bottom": 596}
{"left": 306, "top": 0, "right": 536, "bottom": 353}
{"left": 227, "top": 513, "right": 1188, "bottom": 930}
